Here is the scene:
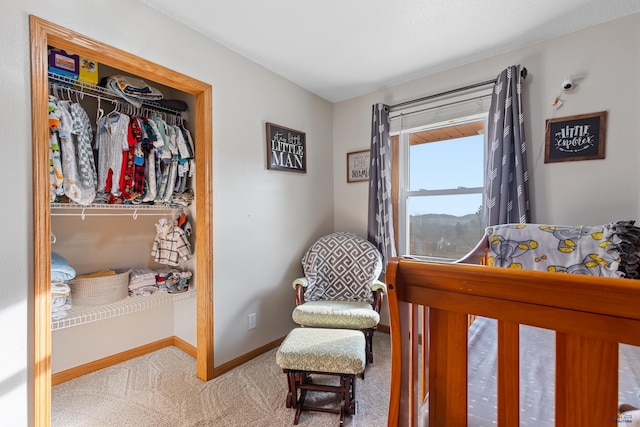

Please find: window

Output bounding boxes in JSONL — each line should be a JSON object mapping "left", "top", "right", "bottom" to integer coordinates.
{"left": 392, "top": 91, "right": 491, "bottom": 262}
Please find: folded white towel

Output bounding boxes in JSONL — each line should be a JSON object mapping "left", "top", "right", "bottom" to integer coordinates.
{"left": 51, "top": 282, "right": 71, "bottom": 296}
{"left": 52, "top": 309, "right": 69, "bottom": 321}
{"left": 52, "top": 295, "right": 67, "bottom": 309}
{"left": 52, "top": 297, "right": 71, "bottom": 313}
{"left": 51, "top": 296, "right": 72, "bottom": 321}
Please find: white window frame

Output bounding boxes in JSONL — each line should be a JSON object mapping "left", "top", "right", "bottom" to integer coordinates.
{"left": 392, "top": 90, "right": 491, "bottom": 260}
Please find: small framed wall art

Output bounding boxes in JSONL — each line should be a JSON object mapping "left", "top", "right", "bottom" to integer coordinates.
{"left": 266, "top": 122, "right": 306, "bottom": 173}
{"left": 544, "top": 111, "right": 607, "bottom": 163}
{"left": 346, "top": 149, "right": 370, "bottom": 183}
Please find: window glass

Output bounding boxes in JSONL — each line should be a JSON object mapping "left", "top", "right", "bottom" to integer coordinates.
{"left": 408, "top": 193, "right": 483, "bottom": 260}
{"left": 409, "top": 135, "right": 484, "bottom": 191}
{"left": 397, "top": 122, "right": 486, "bottom": 261}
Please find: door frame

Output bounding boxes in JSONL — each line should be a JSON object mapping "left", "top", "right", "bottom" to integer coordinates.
{"left": 29, "top": 15, "right": 214, "bottom": 426}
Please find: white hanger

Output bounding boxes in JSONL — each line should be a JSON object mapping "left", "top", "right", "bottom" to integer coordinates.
{"left": 96, "top": 95, "right": 104, "bottom": 123}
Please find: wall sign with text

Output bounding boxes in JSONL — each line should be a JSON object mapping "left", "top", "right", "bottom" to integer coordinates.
{"left": 347, "top": 149, "right": 370, "bottom": 183}
{"left": 266, "top": 122, "right": 306, "bottom": 173}
{"left": 544, "top": 111, "right": 607, "bottom": 163}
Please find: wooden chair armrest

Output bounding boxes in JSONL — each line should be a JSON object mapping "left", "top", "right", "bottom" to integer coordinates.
{"left": 371, "top": 279, "right": 387, "bottom": 294}
{"left": 292, "top": 277, "right": 308, "bottom": 289}
{"left": 373, "top": 289, "right": 384, "bottom": 313}
{"left": 293, "top": 277, "right": 308, "bottom": 305}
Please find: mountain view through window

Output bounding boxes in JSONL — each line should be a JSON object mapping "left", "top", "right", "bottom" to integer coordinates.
{"left": 404, "top": 128, "right": 485, "bottom": 261}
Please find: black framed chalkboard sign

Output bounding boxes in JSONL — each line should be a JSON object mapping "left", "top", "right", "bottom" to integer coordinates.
{"left": 544, "top": 111, "right": 607, "bottom": 163}
{"left": 266, "top": 122, "right": 306, "bottom": 173}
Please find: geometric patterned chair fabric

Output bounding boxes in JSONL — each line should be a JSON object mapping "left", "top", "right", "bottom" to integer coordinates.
{"left": 292, "top": 232, "right": 386, "bottom": 364}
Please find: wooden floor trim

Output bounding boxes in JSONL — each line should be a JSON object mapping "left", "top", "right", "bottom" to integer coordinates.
{"left": 51, "top": 336, "right": 288, "bottom": 385}
{"left": 213, "top": 336, "right": 286, "bottom": 377}
{"left": 51, "top": 337, "right": 191, "bottom": 386}
{"left": 173, "top": 335, "right": 197, "bottom": 358}
{"left": 52, "top": 329, "right": 390, "bottom": 386}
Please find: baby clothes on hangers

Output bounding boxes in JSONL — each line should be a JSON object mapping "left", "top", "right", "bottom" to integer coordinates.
{"left": 57, "top": 100, "right": 96, "bottom": 205}
{"left": 47, "top": 73, "right": 197, "bottom": 208}
{"left": 49, "top": 132, "right": 64, "bottom": 202}
{"left": 70, "top": 102, "right": 97, "bottom": 190}
{"left": 48, "top": 97, "right": 65, "bottom": 201}
{"left": 141, "top": 145, "right": 157, "bottom": 203}
{"left": 151, "top": 217, "right": 192, "bottom": 267}
{"left": 118, "top": 119, "right": 138, "bottom": 201}
{"left": 174, "top": 124, "right": 191, "bottom": 160}
{"left": 95, "top": 111, "right": 130, "bottom": 198}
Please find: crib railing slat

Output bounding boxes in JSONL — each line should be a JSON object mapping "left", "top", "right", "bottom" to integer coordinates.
{"left": 409, "top": 302, "right": 420, "bottom": 426}
{"left": 429, "top": 308, "right": 468, "bottom": 426}
{"left": 497, "top": 321, "right": 520, "bottom": 427}
{"left": 555, "top": 333, "right": 618, "bottom": 427}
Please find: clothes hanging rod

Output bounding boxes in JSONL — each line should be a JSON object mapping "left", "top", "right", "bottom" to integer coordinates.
{"left": 389, "top": 67, "right": 527, "bottom": 110}
{"left": 48, "top": 72, "right": 184, "bottom": 116}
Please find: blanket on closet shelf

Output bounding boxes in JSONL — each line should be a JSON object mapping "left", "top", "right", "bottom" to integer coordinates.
{"left": 74, "top": 269, "right": 118, "bottom": 279}
{"left": 51, "top": 282, "right": 72, "bottom": 320}
{"left": 128, "top": 268, "right": 158, "bottom": 296}
{"left": 103, "top": 75, "right": 164, "bottom": 108}
{"left": 51, "top": 252, "right": 76, "bottom": 281}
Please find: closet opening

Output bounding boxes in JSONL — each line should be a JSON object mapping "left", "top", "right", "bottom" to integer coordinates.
{"left": 30, "top": 16, "right": 214, "bottom": 427}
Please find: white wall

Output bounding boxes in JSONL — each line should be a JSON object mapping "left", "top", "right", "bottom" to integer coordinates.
{"left": 333, "top": 13, "right": 640, "bottom": 325}
{"left": 1, "top": 1, "right": 333, "bottom": 425}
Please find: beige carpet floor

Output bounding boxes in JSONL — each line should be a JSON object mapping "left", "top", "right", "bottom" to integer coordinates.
{"left": 52, "top": 332, "right": 390, "bottom": 426}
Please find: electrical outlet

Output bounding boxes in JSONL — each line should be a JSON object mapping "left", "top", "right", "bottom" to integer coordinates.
{"left": 248, "top": 313, "right": 257, "bottom": 330}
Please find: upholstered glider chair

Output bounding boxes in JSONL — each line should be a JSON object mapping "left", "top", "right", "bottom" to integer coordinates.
{"left": 292, "top": 232, "right": 386, "bottom": 364}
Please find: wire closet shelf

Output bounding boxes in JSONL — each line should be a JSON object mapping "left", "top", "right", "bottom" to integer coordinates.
{"left": 50, "top": 203, "right": 188, "bottom": 219}
{"left": 48, "top": 72, "right": 185, "bottom": 118}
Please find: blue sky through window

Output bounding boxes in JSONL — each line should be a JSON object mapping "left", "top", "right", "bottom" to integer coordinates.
{"left": 408, "top": 134, "right": 484, "bottom": 217}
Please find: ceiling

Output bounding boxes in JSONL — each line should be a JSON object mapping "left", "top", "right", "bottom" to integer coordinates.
{"left": 139, "top": 0, "right": 640, "bottom": 103}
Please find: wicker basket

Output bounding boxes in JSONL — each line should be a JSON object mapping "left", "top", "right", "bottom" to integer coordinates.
{"left": 70, "top": 269, "right": 130, "bottom": 306}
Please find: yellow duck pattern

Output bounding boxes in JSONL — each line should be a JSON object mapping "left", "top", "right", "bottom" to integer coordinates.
{"left": 486, "top": 224, "right": 621, "bottom": 277}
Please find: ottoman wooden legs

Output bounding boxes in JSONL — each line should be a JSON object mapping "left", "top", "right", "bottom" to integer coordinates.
{"left": 284, "top": 370, "right": 357, "bottom": 426}
{"left": 276, "top": 328, "right": 366, "bottom": 425}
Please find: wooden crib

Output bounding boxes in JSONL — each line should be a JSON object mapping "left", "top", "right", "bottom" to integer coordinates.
{"left": 385, "top": 242, "right": 640, "bottom": 426}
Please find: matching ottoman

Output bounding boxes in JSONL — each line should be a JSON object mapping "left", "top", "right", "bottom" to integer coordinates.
{"left": 276, "top": 328, "right": 366, "bottom": 425}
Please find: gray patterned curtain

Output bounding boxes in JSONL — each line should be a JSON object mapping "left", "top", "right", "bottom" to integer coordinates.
{"left": 484, "top": 65, "right": 531, "bottom": 226}
{"left": 368, "top": 103, "right": 397, "bottom": 266}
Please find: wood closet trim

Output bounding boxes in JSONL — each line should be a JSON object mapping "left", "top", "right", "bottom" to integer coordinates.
{"left": 29, "top": 15, "right": 214, "bottom": 427}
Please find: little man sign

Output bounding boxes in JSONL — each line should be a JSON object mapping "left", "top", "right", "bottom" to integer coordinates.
{"left": 266, "top": 123, "right": 306, "bottom": 173}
